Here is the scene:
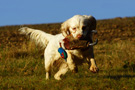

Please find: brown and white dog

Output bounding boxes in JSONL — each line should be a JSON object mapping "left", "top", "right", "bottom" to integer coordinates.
{"left": 19, "top": 15, "right": 99, "bottom": 80}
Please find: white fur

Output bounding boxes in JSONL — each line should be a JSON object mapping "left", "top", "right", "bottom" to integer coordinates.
{"left": 19, "top": 27, "right": 53, "bottom": 48}
{"left": 19, "top": 15, "right": 98, "bottom": 80}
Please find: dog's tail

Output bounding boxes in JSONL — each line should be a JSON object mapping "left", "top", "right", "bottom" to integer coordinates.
{"left": 19, "top": 27, "right": 53, "bottom": 49}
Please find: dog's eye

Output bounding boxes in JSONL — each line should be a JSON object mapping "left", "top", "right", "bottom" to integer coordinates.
{"left": 72, "top": 27, "right": 76, "bottom": 31}
{"left": 82, "top": 26, "right": 87, "bottom": 30}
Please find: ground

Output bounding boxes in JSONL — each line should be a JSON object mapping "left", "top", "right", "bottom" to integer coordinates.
{"left": 0, "top": 17, "right": 135, "bottom": 90}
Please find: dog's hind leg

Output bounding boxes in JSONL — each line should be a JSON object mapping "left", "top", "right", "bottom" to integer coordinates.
{"left": 54, "top": 62, "right": 68, "bottom": 80}
{"left": 45, "top": 53, "right": 53, "bottom": 80}
{"left": 45, "top": 61, "right": 51, "bottom": 80}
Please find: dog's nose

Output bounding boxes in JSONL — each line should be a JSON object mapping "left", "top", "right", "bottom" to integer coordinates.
{"left": 77, "top": 34, "right": 82, "bottom": 39}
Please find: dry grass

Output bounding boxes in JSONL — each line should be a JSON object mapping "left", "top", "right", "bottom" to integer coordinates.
{"left": 0, "top": 17, "right": 135, "bottom": 89}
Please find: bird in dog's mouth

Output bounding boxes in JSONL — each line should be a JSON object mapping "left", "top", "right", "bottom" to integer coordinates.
{"left": 60, "top": 30, "right": 98, "bottom": 50}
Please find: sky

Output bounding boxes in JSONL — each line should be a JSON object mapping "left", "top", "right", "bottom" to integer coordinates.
{"left": 0, "top": 0, "right": 135, "bottom": 26}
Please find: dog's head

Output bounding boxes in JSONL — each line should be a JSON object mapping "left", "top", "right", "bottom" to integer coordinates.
{"left": 61, "top": 15, "right": 96, "bottom": 40}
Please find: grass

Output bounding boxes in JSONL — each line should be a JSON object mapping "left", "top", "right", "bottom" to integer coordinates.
{"left": 0, "top": 17, "right": 135, "bottom": 90}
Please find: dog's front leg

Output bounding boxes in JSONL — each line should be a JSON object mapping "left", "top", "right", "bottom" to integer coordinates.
{"left": 66, "top": 51, "right": 78, "bottom": 73}
{"left": 89, "top": 58, "right": 99, "bottom": 73}
{"left": 87, "top": 46, "right": 99, "bottom": 73}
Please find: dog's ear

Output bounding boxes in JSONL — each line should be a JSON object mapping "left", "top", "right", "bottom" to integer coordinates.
{"left": 61, "top": 20, "right": 70, "bottom": 37}
{"left": 85, "top": 15, "right": 97, "bottom": 30}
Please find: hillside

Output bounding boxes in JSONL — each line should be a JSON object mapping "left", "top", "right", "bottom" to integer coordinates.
{"left": 0, "top": 17, "right": 135, "bottom": 90}
{"left": 0, "top": 17, "right": 135, "bottom": 47}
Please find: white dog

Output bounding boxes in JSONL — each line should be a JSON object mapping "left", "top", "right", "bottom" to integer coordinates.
{"left": 19, "top": 15, "right": 99, "bottom": 80}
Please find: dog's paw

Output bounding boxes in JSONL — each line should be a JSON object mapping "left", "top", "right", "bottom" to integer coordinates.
{"left": 90, "top": 65, "right": 99, "bottom": 73}
{"left": 54, "top": 74, "right": 61, "bottom": 80}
